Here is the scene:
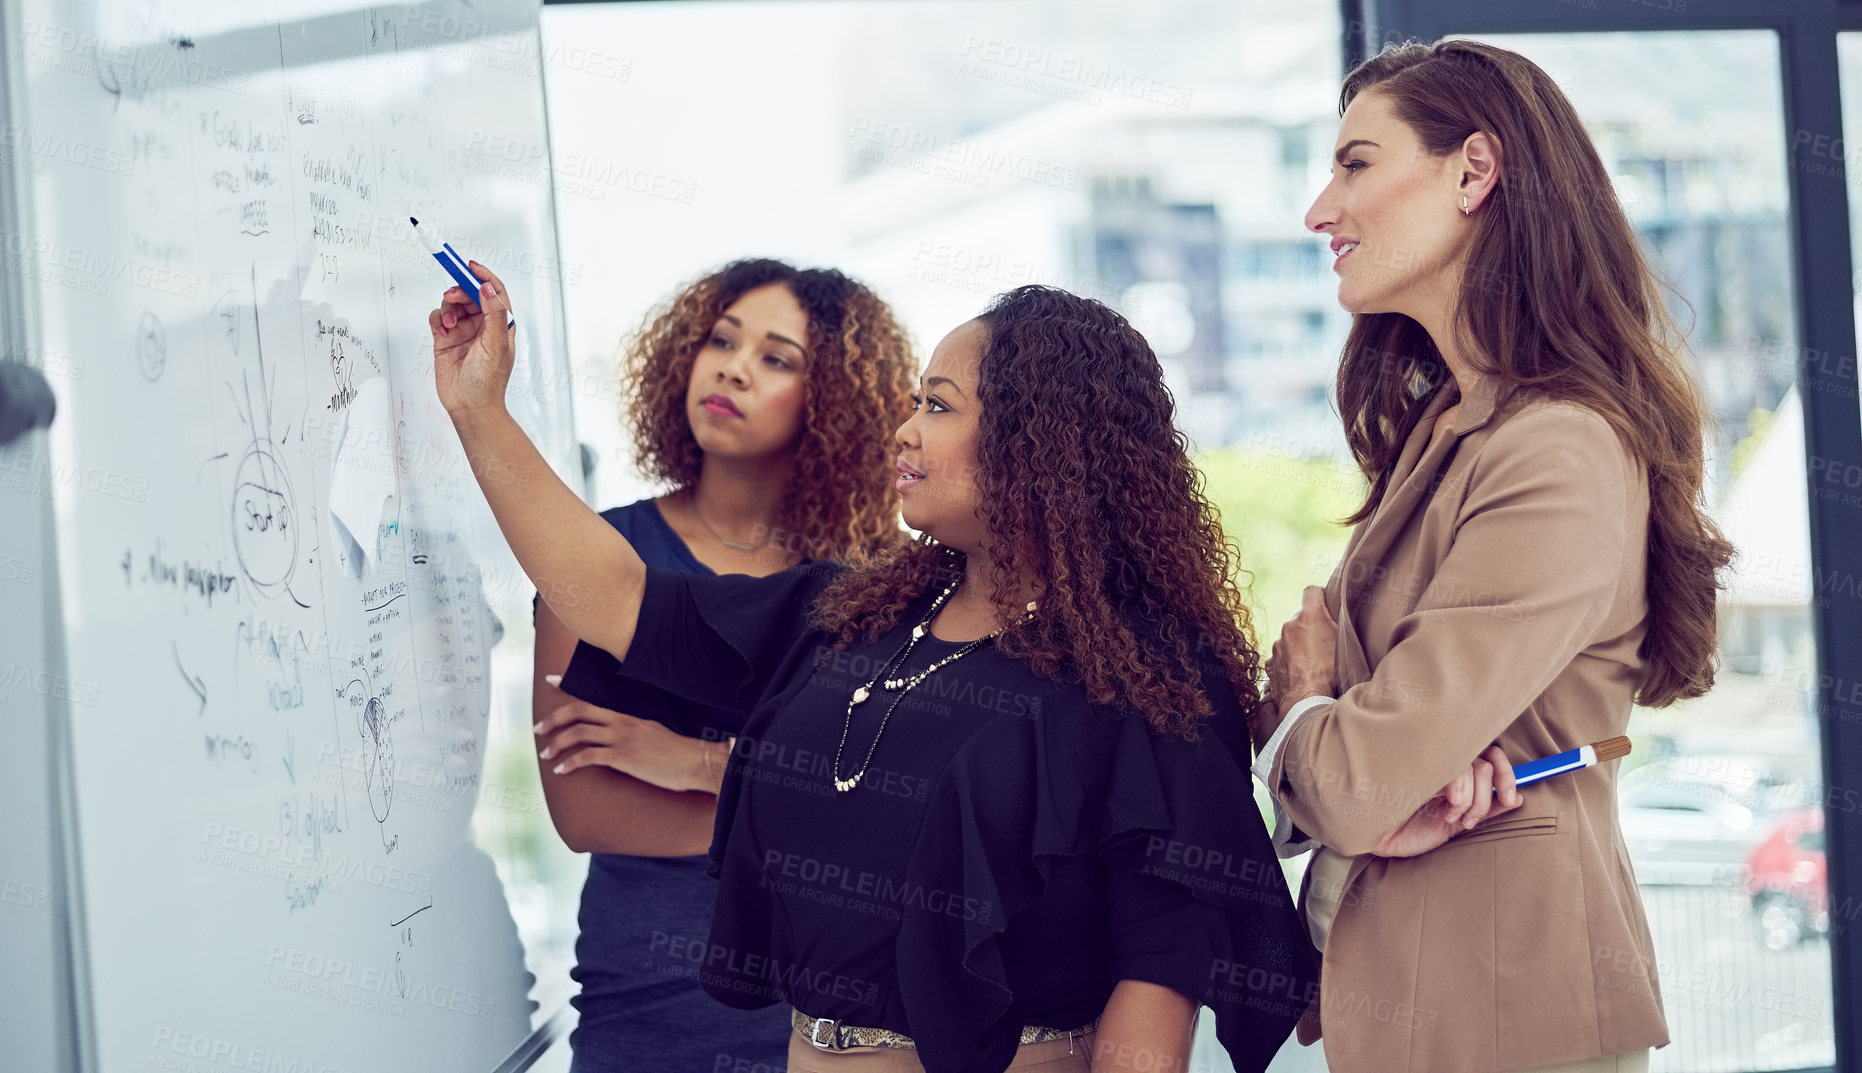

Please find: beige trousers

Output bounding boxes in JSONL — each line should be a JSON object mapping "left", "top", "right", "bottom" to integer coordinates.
{"left": 785, "top": 1026, "right": 1097, "bottom": 1072}
{"left": 1518, "top": 1050, "right": 1652, "bottom": 1073}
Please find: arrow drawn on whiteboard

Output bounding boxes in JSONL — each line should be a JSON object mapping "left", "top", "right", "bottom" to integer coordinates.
{"left": 174, "top": 642, "right": 207, "bottom": 717}
{"left": 389, "top": 901, "right": 430, "bottom": 928}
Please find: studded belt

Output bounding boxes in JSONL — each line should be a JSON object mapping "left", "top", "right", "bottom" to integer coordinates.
{"left": 792, "top": 1007, "right": 1098, "bottom": 1051}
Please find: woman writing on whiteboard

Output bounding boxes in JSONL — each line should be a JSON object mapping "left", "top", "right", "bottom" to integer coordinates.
{"left": 1249, "top": 40, "right": 1730, "bottom": 1073}
{"left": 434, "top": 273, "right": 1317, "bottom": 1072}
{"left": 529, "top": 259, "right": 916, "bottom": 1073}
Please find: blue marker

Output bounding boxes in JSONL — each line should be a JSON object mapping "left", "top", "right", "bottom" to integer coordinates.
{"left": 1504, "top": 735, "right": 1632, "bottom": 791}
{"left": 410, "top": 216, "right": 514, "bottom": 329}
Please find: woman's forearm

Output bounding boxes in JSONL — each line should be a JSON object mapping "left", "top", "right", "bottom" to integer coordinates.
{"left": 1094, "top": 979, "right": 1196, "bottom": 1071}
{"left": 543, "top": 767, "right": 719, "bottom": 857}
{"left": 535, "top": 718, "right": 721, "bottom": 855}
{"left": 454, "top": 406, "right": 647, "bottom": 660}
{"left": 531, "top": 605, "right": 717, "bottom": 856}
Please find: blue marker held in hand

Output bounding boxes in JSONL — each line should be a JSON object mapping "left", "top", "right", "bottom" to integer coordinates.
{"left": 1501, "top": 735, "right": 1632, "bottom": 793}
{"left": 411, "top": 216, "right": 514, "bottom": 330}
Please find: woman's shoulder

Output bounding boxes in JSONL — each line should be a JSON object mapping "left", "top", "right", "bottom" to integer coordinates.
{"left": 603, "top": 496, "right": 728, "bottom": 574}
{"left": 595, "top": 496, "right": 667, "bottom": 538}
{"left": 1114, "top": 607, "right": 1254, "bottom": 732}
{"left": 1488, "top": 395, "right": 1631, "bottom": 458}
{"left": 657, "top": 558, "right": 847, "bottom": 628}
{"left": 1474, "top": 395, "right": 1642, "bottom": 497}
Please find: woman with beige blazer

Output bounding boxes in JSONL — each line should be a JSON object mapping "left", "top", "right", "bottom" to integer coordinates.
{"left": 1249, "top": 40, "right": 1733, "bottom": 1073}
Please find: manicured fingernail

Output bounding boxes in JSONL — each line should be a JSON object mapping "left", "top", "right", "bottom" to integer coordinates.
{"left": 482, "top": 281, "right": 498, "bottom": 298}
{"left": 532, "top": 722, "right": 544, "bottom": 734}
{"left": 538, "top": 747, "right": 552, "bottom": 760}
{"left": 552, "top": 763, "right": 565, "bottom": 774}
{"left": 544, "top": 674, "right": 562, "bottom": 686}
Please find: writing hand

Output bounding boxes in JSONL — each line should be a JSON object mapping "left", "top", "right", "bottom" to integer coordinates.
{"left": 429, "top": 260, "right": 514, "bottom": 419}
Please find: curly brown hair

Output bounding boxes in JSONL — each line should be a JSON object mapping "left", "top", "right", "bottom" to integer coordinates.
{"left": 622, "top": 258, "right": 917, "bottom": 560}
{"left": 807, "top": 286, "right": 1261, "bottom": 739}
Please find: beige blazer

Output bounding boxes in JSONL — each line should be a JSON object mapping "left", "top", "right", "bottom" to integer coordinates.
{"left": 1267, "top": 373, "right": 1670, "bottom": 1072}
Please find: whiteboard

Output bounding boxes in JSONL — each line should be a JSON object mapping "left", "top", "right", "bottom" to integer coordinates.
{"left": 1, "top": 1, "right": 580, "bottom": 1069}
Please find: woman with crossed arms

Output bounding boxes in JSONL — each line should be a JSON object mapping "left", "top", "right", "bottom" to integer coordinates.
{"left": 434, "top": 270, "right": 1319, "bottom": 1072}
{"left": 529, "top": 258, "right": 916, "bottom": 1073}
{"left": 1250, "top": 40, "right": 1732, "bottom": 1073}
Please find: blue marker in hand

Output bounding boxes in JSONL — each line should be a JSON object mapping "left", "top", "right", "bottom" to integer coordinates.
{"left": 1504, "top": 735, "right": 1632, "bottom": 792}
{"left": 411, "top": 216, "right": 514, "bottom": 329}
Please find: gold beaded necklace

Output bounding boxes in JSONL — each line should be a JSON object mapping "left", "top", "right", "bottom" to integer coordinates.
{"left": 830, "top": 574, "right": 1035, "bottom": 794}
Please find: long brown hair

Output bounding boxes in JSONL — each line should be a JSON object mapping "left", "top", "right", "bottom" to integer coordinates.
{"left": 809, "top": 286, "right": 1260, "bottom": 739}
{"left": 623, "top": 258, "right": 916, "bottom": 560}
{"left": 1336, "top": 40, "right": 1731, "bottom": 707}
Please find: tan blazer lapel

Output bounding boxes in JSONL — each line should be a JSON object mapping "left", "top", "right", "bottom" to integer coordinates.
{"left": 1333, "top": 375, "right": 1518, "bottom": 686}
{"left": 1334, "top": 387, "right": 1457, "bottom": 685}
{"left": 1326, "top": 375, "right": 1520, "bottom": 935}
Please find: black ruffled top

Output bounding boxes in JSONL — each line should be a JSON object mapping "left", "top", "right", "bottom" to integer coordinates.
{"left": 610, "top": 560, "right": 1317, "bottom": 1073}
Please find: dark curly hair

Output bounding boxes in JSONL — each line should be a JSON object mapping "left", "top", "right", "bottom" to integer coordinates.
{"left": 622, "top": 258, "right": 917, "bottom": 560}
{"left": 807, "top": 285, "right": 1261, "bottom": 739}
